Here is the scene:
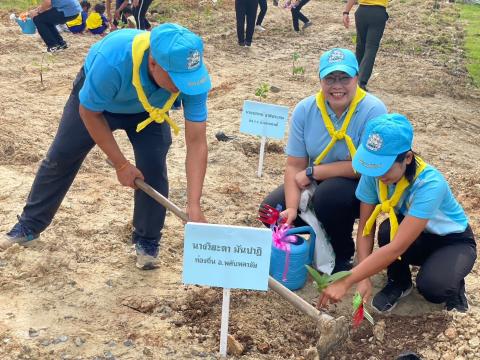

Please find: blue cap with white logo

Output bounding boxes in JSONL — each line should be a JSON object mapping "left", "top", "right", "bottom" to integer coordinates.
{"left": 319, "top": 48, "right": 359, "bottom": 79}
{"left": 150, "top": 23, "right": 211, "bottom": 95}
{"left": 352, "top": 113, "right": 414, "bottom": 177}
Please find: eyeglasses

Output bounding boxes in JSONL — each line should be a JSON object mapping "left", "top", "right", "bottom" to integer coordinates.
{"left": 323, "top": 76, "right": 354, "bottom": 86}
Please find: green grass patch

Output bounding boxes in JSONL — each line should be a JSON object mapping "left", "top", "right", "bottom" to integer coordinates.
{"left": 459, "top": 3, "right": 480, "bottom": 86}
{"left": 0, "top": 0, "right": 38, "bottom": 11}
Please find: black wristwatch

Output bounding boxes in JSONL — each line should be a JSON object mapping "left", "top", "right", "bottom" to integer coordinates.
{"left": 305, "top": 166, "right": 315, "bottom": 181}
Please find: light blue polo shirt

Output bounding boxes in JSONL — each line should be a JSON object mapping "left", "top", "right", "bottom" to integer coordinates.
{"left": 52, "top": 0, "right": 81, "bottom": 17}
{"left": 356, "top": 165, "right": 468, "bottom": 235}
{"left": 79, "top": 29, "right": 208, "bottom": 122}
{"left": 286, "top": 93, "right": 387, "bottom": 164}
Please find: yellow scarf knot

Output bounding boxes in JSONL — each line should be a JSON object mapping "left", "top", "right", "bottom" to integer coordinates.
{"left": 132, "top": 32, "right": 180, "bottom": 135}
{"left": 363, "top": 157, "right": 428, "bottom": 245}
{"left": 380, "top": 201, "right": 392, "bottom": 213}
{"left": 313, "top": 86, "right": 367, "bottom": 165}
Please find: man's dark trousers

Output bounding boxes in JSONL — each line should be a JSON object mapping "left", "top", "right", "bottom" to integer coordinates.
{"left": 19, "top": 69, "right": 171, "bottom": 253}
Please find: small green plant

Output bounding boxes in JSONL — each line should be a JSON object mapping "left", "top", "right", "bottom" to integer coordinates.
{"left": 306, "top": 265, "right": 351, "bottom": 292}
{"left": 292, "top": 52, "right": 305, "bottom": 75}
{"left": 255, "top": 83, "right": 270, "bottom": 99}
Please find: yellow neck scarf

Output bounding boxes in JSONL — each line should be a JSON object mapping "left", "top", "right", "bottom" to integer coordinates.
{"left": 313, "top": 86, "right": 367, "bottom": 165}
{"left": 363, "top": 157, "right": 428, "bottom": 242}
{"left": 132, "top": 32, "right": 180, "bottom": 135}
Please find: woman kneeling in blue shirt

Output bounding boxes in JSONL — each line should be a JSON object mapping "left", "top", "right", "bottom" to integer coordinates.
{"left": 318, "top": 113, "right": 476, "bottom": 313}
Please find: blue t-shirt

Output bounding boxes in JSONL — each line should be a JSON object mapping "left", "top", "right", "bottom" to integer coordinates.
{"left": 79, "top": 30, "right": 208, "bottom": 121}
{"left": 286, "top": 93, "right": 387, "bottom": 164}
{"left": 356, "top": 165, "right": 468, "bottom": 235}
{"left": 52, "top": 0, "right": 81, "bottom": 17}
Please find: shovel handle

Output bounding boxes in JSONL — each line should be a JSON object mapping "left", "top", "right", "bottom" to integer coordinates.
{"left": 134, "top": 178, "right": 189, "bottom": 223}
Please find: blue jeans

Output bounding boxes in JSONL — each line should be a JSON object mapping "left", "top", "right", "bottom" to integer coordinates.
{"left": 19, "top": 69, "right": 172, "bottom": 253}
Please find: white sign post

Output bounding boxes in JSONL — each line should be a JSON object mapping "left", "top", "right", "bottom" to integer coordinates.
{"left": 239, "top": 100, "right": 289, "bottom": 177}
{"left": 219, "top": 288, "right": 231, "bottom": 356}
{"left": 183, "top": 223, "right": 272, "bottom": 357}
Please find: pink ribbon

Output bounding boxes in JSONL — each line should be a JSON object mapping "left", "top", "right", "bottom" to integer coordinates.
{"left": 272, "top": 224, "right": 298, "bottom": 281}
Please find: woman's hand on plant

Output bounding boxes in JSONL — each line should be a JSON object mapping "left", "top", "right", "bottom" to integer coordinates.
{"left": 280, "top": 208, "right": 297, "bottom": 225}
{"left": 317, "top": 278, "right": 350, "bottom": 309}
{"left": 356, "top": 278, "right": 372, "bottom": 304}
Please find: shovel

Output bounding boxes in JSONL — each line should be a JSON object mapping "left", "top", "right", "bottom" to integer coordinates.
{"left": 107, "top": 160, "right": 349, "bottom": 357}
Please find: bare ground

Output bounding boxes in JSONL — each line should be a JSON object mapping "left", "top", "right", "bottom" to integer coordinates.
{"left": 0, "top": 0, "right": 479, "bottom": 359}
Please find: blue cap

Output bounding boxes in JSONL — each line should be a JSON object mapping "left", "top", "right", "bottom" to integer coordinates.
{"left": 319, "top": 48, "right": 359, "bottom": 79}
{"left": 150, "top": 23, "right": 211, "bottom": 95}
{"left": 352, "top": 113, "right": 414, "bottom": 177}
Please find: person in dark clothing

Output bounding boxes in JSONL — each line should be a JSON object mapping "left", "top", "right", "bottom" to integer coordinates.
{"left": 291, "top": 0, "right": 312, "bottom": 32}
{"left": 235, "top": 0, "right": 259, "bottom": 47}
{"left": 255, "top": 0, "right": 267, "bottom": 31}
{"left": 132, "top": 0, "right": 153, "bottom": 30}
{"left": 29, "top": 0, "right": 81, "bottom": 52}
{"left": 343, "top": 0, "right": 389, "bottom": 90}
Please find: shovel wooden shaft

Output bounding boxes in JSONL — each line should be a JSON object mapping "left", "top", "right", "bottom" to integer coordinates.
{"left": 107, "top": 158, "right": 331, "bottom": 322}
{"left": 268, "top": 277, "right": 333, "bottom": 322}
{"left": 134, "top": 178, "right": 189, "bottom": 223}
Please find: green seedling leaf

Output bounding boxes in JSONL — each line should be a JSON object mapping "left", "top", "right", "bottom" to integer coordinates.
{"left": 363, "top": 309, "right": 375, "bottom": 325}
{"left": 352, "top": 292, "right": 362, "bottom": 310}
{"left": 306, "top": 265, "right": 351, "bottom": 291}
{"left": 327, "top": 271, "right": 352, "bottom": 284}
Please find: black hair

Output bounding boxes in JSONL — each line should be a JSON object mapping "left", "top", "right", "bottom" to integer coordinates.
{"left": 395, "top": 150, "right": 417, "bottom": 184}
{"left": 94, "top": 3, "right": 105, "bottom": 14}
{"left": 80, "top": 0, "right": 91, "bottom": 10}
{"left": 123, "top": 6, "right": 133, "bottom": 15}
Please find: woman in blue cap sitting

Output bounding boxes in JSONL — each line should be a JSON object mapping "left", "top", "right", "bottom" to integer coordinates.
{"left": 260, "top": 48, "right": 387, "bottom": 274}
{"left": 317, "top": 113, "right": 477, "bottom": 313}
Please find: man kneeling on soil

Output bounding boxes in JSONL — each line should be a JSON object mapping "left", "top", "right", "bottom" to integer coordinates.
{"left": 2, "top": 23, "right": 211, "bottom": 270}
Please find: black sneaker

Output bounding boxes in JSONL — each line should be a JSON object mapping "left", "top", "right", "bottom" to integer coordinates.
{"left": 372, "top": 279, "right": 413, "bottom": 313}
{"left": 57, "top": 42, "right": 68, "bottom": 50}
{"left": 446, "top": 282, "right": 468, "bottom": 313}
{"left": 47, "top": 45, "right": 60, "bottom": 53}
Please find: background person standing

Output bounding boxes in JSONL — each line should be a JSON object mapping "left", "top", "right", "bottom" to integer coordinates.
{"left": 343, "top": 0, "right": 389, "bottom": 90}
{"left": 235, "top": 0, "right": 259, "bottom": 47}
{"left": 255, "top": 0, "right": 267, "bottom": 31}
{"left": 291, "top": 0, "right": 312, "bottom": 32}
{"left": 132, "top": 0, "right": 153, "bottom": 30}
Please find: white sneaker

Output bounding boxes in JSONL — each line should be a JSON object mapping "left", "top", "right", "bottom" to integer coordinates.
{"left": 255, "top": 25, "right": 266, "bottom": 31}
